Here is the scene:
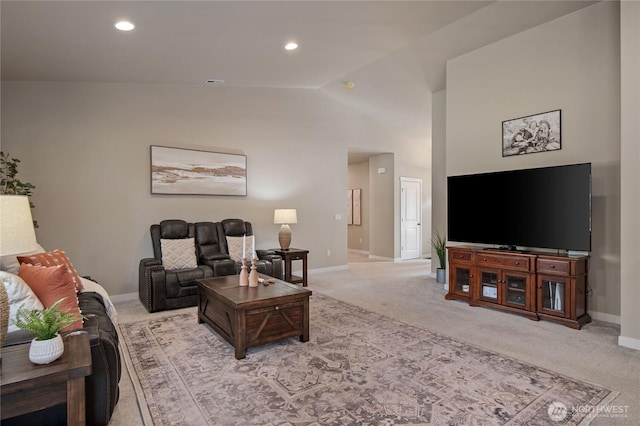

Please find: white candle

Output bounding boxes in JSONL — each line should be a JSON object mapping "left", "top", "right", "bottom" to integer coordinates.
{"left": 242, "top": 234, "right": 246, "bottom": 259}
{"left": 251, "top": 235, "right": 255, "bottom": 258}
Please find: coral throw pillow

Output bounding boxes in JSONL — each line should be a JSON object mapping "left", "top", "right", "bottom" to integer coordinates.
{"left": 18, "top": 263, "right": 83, "bottom": 332}
{"left": 18, "top": 248, "right": 84, "bottom": 292}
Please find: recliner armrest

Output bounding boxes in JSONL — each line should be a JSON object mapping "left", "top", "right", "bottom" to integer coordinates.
{"left": 256, "top": 251, "right": 281, "bottom": 262}
{"left": 140, "top": 257, "right": 162, "bottom": 268}
{"left": 254, "top": 251, "right": 283, "bottom": 279}
{"left": 139, "top": 258, "right": 167, "bottom": 312}
{"left": 256, "top": 249, "right": 280, "bottom": 260}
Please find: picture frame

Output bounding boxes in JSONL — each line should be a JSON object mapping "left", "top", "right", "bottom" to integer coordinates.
{"left": 347, "top": 189, "right": 353, "bottom": 225}
{"left": 502, "top": 109, "right": 561, "bottom": 157}
{"left": 150, "top": 145, "right": 247, "bottom": 196}
{"left": 353, "top": 189, "right": 361, "bottom": 226}
{"left": 347, "top": 189, "right": 362, "bottom": 226}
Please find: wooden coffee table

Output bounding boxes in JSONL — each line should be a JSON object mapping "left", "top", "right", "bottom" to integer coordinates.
{"left": 196, "top": 274, "right": 312, "bottom": 359}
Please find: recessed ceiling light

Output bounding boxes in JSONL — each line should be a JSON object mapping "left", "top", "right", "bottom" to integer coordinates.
{"left": 115, "top": 21, "right": 135, "bottom": 31}
{"left": 284, "top": 42, "right": 298, "bottom": 51}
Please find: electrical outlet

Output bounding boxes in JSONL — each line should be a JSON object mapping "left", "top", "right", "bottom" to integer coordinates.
{"left": 326, "top": 249, "right": 331, "bottom": 256}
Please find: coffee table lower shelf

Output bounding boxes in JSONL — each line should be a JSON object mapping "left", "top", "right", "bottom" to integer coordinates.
{"left": 197, "top": 275, "right": 311, "bottom": 359}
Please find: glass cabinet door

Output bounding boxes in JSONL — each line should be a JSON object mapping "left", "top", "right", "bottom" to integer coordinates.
{"left": 505, "top": 274, "right": 527, "bottom": 308}
{"left": 539, "top": 278, "right": 566, "bottom": 316}
{"left": 453, "top": 266, "right": 471, "bottom": 295}
{"left": 479, "top": 270, "right": 499, "bottom": 302}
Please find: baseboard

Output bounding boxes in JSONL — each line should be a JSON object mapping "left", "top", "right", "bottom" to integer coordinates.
{"left": 110, "top": 292, "right": 138, "bottom": 303}
{"left": 368, "top": 254, "right": 394, "bottom": 261}
{"left": 618, "top": 335, "right": 640, "bottom": 351}
{"left": 348, "top": 249, "right": 369, "bottom": 256}
{"left": 308, "top": 265, "right": 349, "bottom": 275}
{"left": 589, "top": 310, "right": 621, "bottom": 325}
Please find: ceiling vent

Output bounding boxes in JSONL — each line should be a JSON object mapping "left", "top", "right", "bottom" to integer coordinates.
{"left": 205, "top": 79, "right": 225, "bottom": 84}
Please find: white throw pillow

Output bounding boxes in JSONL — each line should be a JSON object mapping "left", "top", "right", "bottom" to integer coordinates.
{"left": 79, "top": 277, "right": 118, "bottom": 325}
{"left": 226, "top": 235, "right": 255, "bottom": 262}
{"left": 0, "top": 243, "right": 46, "bottom": 274}
{"left": 160, "top": 238, "right": 198, "bottom": 270}
{"left": 0, "top": 270, "right": 45, "bottom": 333}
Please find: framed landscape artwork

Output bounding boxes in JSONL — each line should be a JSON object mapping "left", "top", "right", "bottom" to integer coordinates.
{"left": 502, "top": 109, "right": 561, "bottom": 157}
{"left": 150, "top": 146, "right": 247, "bottom": 196}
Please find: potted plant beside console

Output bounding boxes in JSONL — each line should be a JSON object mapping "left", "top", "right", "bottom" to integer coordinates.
{"left": 431, "top": 230, "right": 447, "bottom": 284}
{"left": 14, "top": 298, "right": 83, "bottom": 364}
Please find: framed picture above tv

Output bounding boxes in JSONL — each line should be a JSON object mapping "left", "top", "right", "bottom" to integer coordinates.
{"left": 150, "top": 145, "right": 247, "bottom": 196}
{"left": 502, "top": 109, "right": 561, "bottom": 157}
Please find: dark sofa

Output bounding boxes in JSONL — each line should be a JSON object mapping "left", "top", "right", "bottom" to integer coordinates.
{"left": 139, "top": 219, "right": 283, "bottom": 313}
{"left": 3, "top": 290, "right": 121, "bottom": 426}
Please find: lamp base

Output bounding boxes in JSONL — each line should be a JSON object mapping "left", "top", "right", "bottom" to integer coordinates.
{"left": 278, "top": 224, "right": 292, "bottom": 250}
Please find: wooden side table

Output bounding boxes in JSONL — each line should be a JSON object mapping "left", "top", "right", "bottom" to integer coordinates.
{"left": 1, "top": 332, "right": 92, "bottom": 425}
{"left": 274, "top": 248, "right": 309, "bottom": 287}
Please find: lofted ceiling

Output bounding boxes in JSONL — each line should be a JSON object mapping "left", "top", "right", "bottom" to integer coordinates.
{"left": 2, "top": 1, "right": 597, "bottom": 91}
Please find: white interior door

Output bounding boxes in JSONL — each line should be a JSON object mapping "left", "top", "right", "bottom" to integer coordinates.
{"left": 401, "top": 177, "right": 422, "bottom": 260}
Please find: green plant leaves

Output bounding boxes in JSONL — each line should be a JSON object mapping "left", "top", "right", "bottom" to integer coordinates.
{"left": 14, "top": 298, "right": 83, "bottom": 340}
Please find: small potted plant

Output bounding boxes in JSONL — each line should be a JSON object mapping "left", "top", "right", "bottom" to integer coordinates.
{"left": 14, "top": 298, "right": 83, "bottom": 364}
{"left": 431, "top": 230, "right": 447, "bottom": 284}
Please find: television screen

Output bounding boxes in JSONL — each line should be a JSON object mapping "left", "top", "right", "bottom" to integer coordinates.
{"left": 447, "top": 163, "right": 591, "bottom": 252}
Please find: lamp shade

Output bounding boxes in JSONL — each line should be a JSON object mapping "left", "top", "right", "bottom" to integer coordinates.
{"left": 274, "top": 209, "right": 297, "bottom": 225}
{"left": 0, "top": 195, "right": 38, "bottom": 256}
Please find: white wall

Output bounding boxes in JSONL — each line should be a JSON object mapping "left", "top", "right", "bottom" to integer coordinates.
{"left": 619, "top": 0, "right": 640, "bottom": 348}
{"left": 445, "top": 2, "right": 621, "bottom": 318}
{"left": 431, "top": 90, "right": 446, "bottom": 273}
{"left": 1, "top": 82, "right": 425, "bottom": 295}
{"left": 348, "top": 162, "right": 369, "bottom": 252}
{"left": 368, "top": 154, "right": 395, "bottom": 259}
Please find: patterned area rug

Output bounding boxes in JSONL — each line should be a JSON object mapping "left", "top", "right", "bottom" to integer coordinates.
{"left": 119, "top": 294, "right": 616, "bottom": 425}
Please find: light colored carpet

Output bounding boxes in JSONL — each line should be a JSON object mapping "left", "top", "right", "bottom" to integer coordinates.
{"left": 119, "top": 293, "right": 616, "bottom": 425}
{"left": 110, "top": 258, "right": 640, "bottom": 425}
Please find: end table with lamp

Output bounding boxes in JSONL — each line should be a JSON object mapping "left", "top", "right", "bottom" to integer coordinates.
{"left": 274, "top": 248, "right": 309, "bottom": 287}
{"left": 273, "top": 208, "right": 307, "bottom": 286}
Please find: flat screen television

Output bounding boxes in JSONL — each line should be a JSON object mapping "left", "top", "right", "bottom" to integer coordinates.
{"left": 447, "top": 163, "right": 591, "bottom": 252}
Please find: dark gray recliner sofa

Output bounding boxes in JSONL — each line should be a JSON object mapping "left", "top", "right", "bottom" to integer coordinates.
{"left": 139, "top": 219, "right": 236, "bottom": 313}
{"left": 139, "top": 219, "right": 283, "bottom": 313}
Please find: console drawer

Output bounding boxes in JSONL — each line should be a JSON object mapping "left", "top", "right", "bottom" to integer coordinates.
{"left": 449, "top": 250, "right": 472, "bottom": 262}
{"left": 537, "top": 258, "right": 571, "bottom": 275}
{"left": 477, "top": 254, "right": 531, "bottom": 271}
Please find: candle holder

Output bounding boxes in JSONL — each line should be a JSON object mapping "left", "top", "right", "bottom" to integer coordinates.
{"left": 239, "top": 258, "right": 249, "bottom": 287}
{"left": 248, "top": 258, "right": 259, "bottom": 287}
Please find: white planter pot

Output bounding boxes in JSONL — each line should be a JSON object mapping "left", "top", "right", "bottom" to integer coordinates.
{"left": 29, "top": 334, "right": 64, "bottom": 364}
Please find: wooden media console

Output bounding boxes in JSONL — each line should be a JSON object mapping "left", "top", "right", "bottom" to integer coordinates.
{"left": 446, "top": 246, "right": 590, "bottom": 329}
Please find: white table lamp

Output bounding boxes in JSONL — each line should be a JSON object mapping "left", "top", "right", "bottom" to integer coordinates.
{"left": 0, "top": 195, "right": 39, "bottom": 352}
{"left": 0, "top": 195, "right": 38, "bottom": 256}
{"left": 274, "top": 209, "right": 297, "bottom": 250}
